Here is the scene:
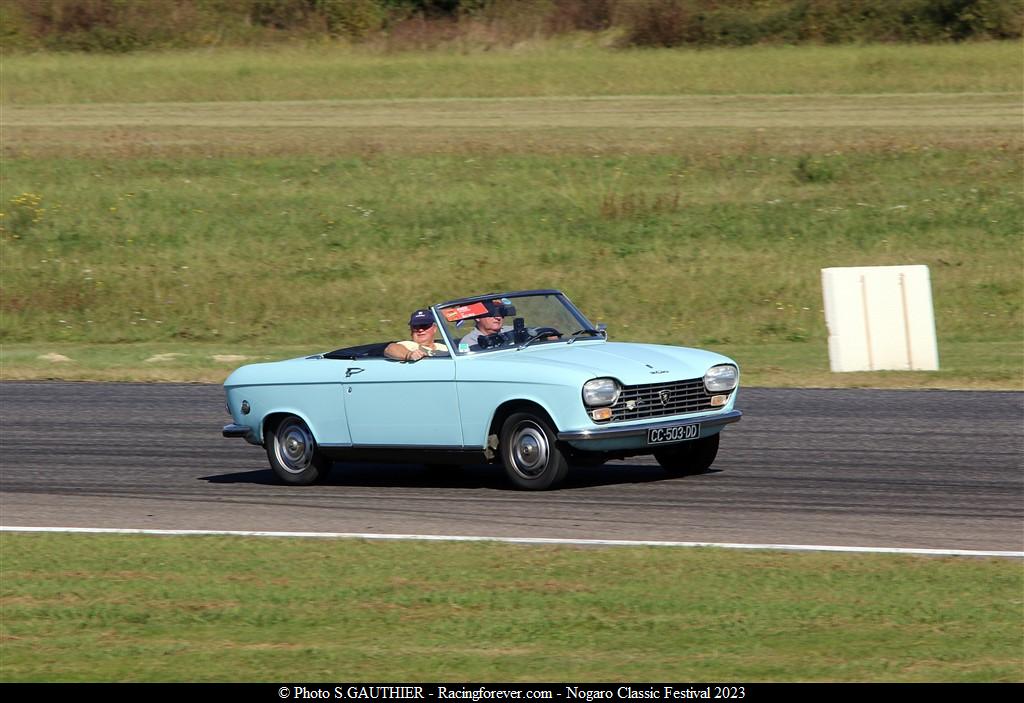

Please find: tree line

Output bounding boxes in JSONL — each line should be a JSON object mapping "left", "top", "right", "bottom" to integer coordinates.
{"left": 1, "top": 0, "right": 1020, "bottom": 52}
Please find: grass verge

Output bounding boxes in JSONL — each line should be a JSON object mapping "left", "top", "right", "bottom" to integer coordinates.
{"left": 1, "top": 340, "right": 1020, "bottom": 389}
{"left": 1, "top": 533, "right": 1021, "bottom": 682}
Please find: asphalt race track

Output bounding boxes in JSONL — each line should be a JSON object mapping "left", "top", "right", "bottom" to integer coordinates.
{"left": 1, "top": 382, "right": 1021, "bottom": 553}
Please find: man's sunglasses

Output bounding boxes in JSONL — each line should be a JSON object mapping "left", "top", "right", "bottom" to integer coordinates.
{"left": 411, "top": 324, "right": 434, "bottom": 331}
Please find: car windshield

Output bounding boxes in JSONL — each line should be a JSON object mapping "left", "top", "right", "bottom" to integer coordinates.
{"left": 437, "top": 292, "right": 597, "bottom": 355}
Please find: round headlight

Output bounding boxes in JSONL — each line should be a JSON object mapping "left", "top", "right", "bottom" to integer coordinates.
{"left": 583, "top": 378, "right": 620, "bottom": 407}
{"left": 704, "top": 365, "right": 738, "bottom": 392}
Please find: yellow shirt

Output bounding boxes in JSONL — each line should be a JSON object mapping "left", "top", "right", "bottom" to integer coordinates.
{"left": 393, "top": 340, "right": 449, "bottom": 356}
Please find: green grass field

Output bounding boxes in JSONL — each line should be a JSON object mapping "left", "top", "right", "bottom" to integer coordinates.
{"left": 2, "top": 533, "right": 1021, "bottom": 682}
{"left": 2, "top": 43, "right": 1021, "bottom": 388}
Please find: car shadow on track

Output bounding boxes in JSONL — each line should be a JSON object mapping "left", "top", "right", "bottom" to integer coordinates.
{"left": 201, "top": 461, "right": 719, "bottom": 490}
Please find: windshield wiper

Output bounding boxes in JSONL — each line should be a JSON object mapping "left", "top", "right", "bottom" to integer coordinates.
{"left": 518, "top": 327, "right": 563, "bottom": 350}
{"left": 566, "top": 328, "right": 603, "bottom": 345}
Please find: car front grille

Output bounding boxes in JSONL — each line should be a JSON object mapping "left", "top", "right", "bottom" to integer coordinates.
{"left": 601, "top": 378, "right": 727, "bottom": 423}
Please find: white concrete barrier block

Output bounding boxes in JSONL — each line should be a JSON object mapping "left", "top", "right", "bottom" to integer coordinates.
{"left": 822, "top": 265, "right": 939, "bottom": 372}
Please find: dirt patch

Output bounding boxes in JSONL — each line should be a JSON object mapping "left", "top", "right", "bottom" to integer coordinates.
{"left": 145, "top": 353, "right": 186, "bottom": 363}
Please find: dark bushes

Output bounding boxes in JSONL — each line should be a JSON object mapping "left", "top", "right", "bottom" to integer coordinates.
{"left": 1, "top": 0, "right": 1020, "bottom": 52}
{"left": 617, "top": 0, "right": 1024, "bottom": 48}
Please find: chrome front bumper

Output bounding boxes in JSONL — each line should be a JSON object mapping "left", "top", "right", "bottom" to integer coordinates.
{"left": 557, "top": 410, "right": 742, "bottom": 444}
{"left": 223, "top": 423, "right": 252, "bottom": 438}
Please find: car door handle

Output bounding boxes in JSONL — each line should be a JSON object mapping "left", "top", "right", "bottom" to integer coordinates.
{"left": 345, "top": 367, "right": 364, "bottom": 378}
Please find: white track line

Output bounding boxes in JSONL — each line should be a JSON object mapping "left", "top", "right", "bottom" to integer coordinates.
{"left": 2, "top": 526, "right": 1021, "bottom": 558}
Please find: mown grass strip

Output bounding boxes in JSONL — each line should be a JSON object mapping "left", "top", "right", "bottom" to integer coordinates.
{"left": 1, "top": 533, "right": 1021, "bottom": 682}
{"left": 8, "top": 93, "right": 1021, "bottom": 129}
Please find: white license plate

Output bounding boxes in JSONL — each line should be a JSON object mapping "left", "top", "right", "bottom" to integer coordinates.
{"left": 647, "top": 423, "right": 700, "bottom": 445}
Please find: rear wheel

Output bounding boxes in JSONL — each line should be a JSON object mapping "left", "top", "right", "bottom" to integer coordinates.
{"left": 266, "top": 416, "right": 332, "bottom": 485}
{"left": 654, "top": 434, "right": 720, "bottom": 476}
{"left": 499, "top": 412, "right": 569, "bottom": 490}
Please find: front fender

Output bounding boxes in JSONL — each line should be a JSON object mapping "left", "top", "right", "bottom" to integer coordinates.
{"left": 456, "top": 379, "right": 591, "bottom": 448}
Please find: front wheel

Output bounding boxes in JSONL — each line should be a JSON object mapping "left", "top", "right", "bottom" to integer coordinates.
{"left": 654, "top": 433, "right": 720, "bottom": 476}
{"left": 266, "top": 416, "right": 332, "bottom": 485}
{"left": 499, "top": 412, "right": 569, "bottom": 490}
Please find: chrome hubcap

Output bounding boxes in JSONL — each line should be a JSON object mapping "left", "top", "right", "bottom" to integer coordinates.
{"left": 276, "top": 421, "right": 313, "bottom": 474}
{"left": 511, "top": 422, "right": 549, "bottom": 479}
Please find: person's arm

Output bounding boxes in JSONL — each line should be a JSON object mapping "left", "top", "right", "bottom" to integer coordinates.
{"left": 385, "top": 342, "right": 425, "bottom": 362}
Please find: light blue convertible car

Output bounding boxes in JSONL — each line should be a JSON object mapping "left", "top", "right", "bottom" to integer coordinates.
{"left": 223, "top": 290, "right": 741, "bottom": 490}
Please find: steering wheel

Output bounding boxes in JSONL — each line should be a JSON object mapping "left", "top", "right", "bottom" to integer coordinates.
{"left": 531, "top": 327, "right": 563, "bottom": 339}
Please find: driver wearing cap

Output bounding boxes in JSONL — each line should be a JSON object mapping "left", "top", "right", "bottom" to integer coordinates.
{"left": 385, "top": 309, "right": 449, "bottom": 362}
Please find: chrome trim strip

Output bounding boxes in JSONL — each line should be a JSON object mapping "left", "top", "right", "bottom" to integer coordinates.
{"left": 222, "top": 423, "right": 251, "bottom": 438}
{"left": 321, "top": 443, "right": 467, "bottom": 450}
{"left": 431, "top": 303, "right": 457, "bottom": 351}
{"left": 557, "top": 410, "right": 742, "bottom": 442}
{"left": 437, "top": 289, "right": 563, "bottom": 309}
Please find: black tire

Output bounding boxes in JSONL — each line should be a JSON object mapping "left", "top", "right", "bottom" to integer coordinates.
{"left": 654, "top": 433, "right": 720, "bottom": 476}
{"left": 266, "top": 415, "right": 332, "bottom": 485}
{"left": 499, "top": 412, "right": 569, "bottom": 490}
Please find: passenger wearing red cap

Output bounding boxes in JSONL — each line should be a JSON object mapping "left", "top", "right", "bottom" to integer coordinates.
{"left": 385, "top": 308, "right": 449, "bottom": 362}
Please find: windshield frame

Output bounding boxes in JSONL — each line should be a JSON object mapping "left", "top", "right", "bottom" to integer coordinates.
{"left": 432, "top": 290, "right": 597, "bottom": 356}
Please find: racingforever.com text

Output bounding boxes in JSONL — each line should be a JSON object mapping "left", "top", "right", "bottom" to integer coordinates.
{"left": 281, "top": 685, "right": 746, "bottom": 700}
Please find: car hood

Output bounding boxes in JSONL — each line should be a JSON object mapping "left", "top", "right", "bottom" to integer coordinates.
{"left": 472, "top": 341, "right": 736, "bottom": 386}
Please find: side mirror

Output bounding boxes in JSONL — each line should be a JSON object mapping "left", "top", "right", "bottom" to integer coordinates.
{"left": 596, "top": 322, "right": 608, "bottom": 338}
